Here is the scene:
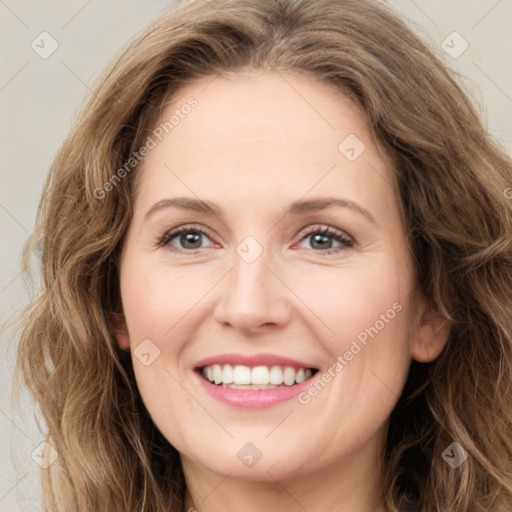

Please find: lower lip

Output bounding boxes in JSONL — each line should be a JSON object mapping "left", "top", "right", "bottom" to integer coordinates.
{"left": 194, "top": 371, "right": 316, "bottom": 408}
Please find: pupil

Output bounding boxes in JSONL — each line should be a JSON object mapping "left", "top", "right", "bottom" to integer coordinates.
{"left": 311, "top": 233, "right": 332, "bottom": 250}
{"left": 181, "top": 232, "right": 202, "bottom": 249}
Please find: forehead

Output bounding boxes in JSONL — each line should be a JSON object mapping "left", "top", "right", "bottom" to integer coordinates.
{"left": 134, "top": 71, "right": 397, "bottom": 223}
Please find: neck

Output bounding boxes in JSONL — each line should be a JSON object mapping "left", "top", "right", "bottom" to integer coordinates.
{"left": 181, "top": 433, "right": 387, "bottom": 512}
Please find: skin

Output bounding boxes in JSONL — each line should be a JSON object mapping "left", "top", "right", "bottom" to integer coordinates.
{"left": 115, "top": 70, "right": 449, "bottom": 512}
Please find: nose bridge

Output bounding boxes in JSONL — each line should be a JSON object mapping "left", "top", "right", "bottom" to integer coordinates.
{"left": 214, "top": 240, "right": 291, "bottom": 331}
{"left": 231, "top": 248, "right": 268, "bottom": 301}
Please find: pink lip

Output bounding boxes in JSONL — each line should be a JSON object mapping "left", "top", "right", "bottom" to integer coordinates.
{"left": 194, "top": 371, "right": 316, "bottom": 408}
{"left": 194, "top": 353, "right": 316, "bottom": 370}
{"left": 192, "top": 353, "right": 318, "bottom": 409}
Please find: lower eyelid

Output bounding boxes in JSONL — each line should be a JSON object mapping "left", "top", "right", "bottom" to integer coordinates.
{"left": 298, "top": 228, "right": 353, "bottom": 245}
{"left": 159, "top": 227, "right": 214, "bottom": 248}
{"left": 158, "top": 225, "right": 353, "bottom": 252}
{"left": 300, "top": 238, "right": 352, "bottom": 251}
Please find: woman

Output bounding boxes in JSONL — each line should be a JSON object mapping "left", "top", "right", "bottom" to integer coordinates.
{"left": 17, "top": 0, "right": 512, "bottom": 510}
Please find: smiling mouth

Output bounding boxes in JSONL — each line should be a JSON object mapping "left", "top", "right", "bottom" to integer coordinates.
{"left": 197, "top": 363, "right": 318, "bottom": 389}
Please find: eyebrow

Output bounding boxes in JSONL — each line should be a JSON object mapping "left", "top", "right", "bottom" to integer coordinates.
{"left": 144, "top": 196, "right": 375, "bottom": 224}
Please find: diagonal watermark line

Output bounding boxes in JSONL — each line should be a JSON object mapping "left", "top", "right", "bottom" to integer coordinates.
{"left": 266, "top": 164, "right": 337, "bottom": 234}
{"left": 266, "top": 471, "right": 310, "bottom": 511}
{"left": 275, "top": 69, "right": 336, "bottom": 131}
{"left": 0, "top": 270, "right": 22, "bottom": 295}
{"left": 202, "top": 0, "right": 219, "bottom": 12}
{"left": 0, "top": 62, "right": 29, "bottom": 93}
{"left": 164, "top": 267, "right": 234, "bottom": 336}
{"left": 200, "top": 472, "right": 232, "bottom": 503}
{"left": 0, "top": 473, "right": 28, "bottom": 502}
{"left": 200, "top": 71, "right": 223, "bottom": 92}
{"left": 422, "top": 196, "right": 458, "bottom": 228}
{"left": 61, "top": 61, "right": 127, "bottom": 127}
{"left": 472, "top": 61, "right": 512, "bottom": 104}
{"left": 406, "top": 0, "right": 439, "bottom": 28}
{"left": 368, "top": 367, "right": 399, "bottom": 398}
{"left": 61, "top": 0, "right": 92, "bottom": 29}
{"left": 368, "top": 161, "right": 394, "bottom": 189}
{"left": 163, "top": 368, "right": 234, "bottom": 438}
{"left": 61, "top": 60, "right": 93, "bottom": 92}
{"left": 265, "top": 265, "right": 336, "bottom": 335}
{"left": 0, "top": 409, "right": 30, "bottom": 439}
{"left": 471, "top": 0, "right": 502, "bottom": 30}
{"left": 265, "top": 410, "right": 293, "bottom": 438}
{"left": 402, "top": 60, "right": 439, "bottom": 106}
{"left": 0, "top": 203, "right": 29, "bottom": 233}
{"left": 0, "top": 0, "right": 28, "bottom": 28}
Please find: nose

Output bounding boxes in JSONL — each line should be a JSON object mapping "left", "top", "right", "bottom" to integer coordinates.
{"left": 213, "top": 251, "right": 292, "bottom": 335}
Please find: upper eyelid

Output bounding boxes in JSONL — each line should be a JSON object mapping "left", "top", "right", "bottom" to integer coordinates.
{"left": 159, "top": 224, "right": 215, "bottom": 247}
{"left": 296, "top": 224, "right": 351, "bottom": 237}
{"left": 160, "top": 223, "right": 353, "bottom": 248}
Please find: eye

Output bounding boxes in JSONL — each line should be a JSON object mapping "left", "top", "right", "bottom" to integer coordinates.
{"left": 158, "top": 225, "right": 215, "bottom": 251}
{"left": 295, "top": 225, "right": 353, "bottom": 255}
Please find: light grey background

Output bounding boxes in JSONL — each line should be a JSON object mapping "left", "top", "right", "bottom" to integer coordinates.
{"left": 1, "top": 1, "right": 511, "bottom": 510}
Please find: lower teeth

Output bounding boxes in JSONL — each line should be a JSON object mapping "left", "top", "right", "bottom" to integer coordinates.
{"left": 219, "top": 383, "right": 290, "bottom": 389}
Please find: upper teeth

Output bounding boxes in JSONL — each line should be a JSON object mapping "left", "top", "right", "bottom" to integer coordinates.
{"left": 202, "top": 364, "right": 313, "bottom": 386}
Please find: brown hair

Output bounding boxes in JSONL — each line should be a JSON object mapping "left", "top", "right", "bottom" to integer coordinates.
{"left": 16, "top": 0, "right": 512, "bottom": 510}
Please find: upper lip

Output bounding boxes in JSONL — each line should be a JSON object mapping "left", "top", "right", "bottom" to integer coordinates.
{"left": 194, "top": 353, "right": 317, "bottom": 370}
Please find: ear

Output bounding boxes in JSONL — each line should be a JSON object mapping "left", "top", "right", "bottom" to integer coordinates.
{"left": 410, "top": 295, "right": 450, "bottom": 363}
{"left": 112, "top": 313, "right": 130, "bottom": 351}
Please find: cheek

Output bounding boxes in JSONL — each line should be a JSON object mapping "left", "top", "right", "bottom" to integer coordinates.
{"left": 288, "top": 256, "right": 411, "bottom": 352}
{"left": 120, "top": 261, "right": 219, "bottom": 342}
{"left": 131, "top": 359, "right": 201, "bottom": 457}
{"left": 121, "top": 261, "right": 208, "bottom": 447}
{"left": 289, "top": 255, "right": 413, "bottom": 408}
{"left": 292, "top": 298, "right": 412, "bottom": 466}
{"left": 119, "top": 261, "right": 221, "bottom": 421}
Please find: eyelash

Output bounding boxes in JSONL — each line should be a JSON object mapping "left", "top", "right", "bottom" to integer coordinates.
{"left": 296, "top": 225, "right": 353, "bottom": 254}
{"left": 157, "top": 224, "right": 354, "bottom": 255}
{"left": 158, "top": 225, "right": 214, "bottom": 250}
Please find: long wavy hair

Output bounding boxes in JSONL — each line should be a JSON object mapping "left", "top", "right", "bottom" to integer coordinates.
{"left": 16, "top": 0, "right": 512, "bottom": 510}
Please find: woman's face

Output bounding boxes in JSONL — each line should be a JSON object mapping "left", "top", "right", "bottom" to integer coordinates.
{"left": 117, "top": 71, "right": 447, "bottom": 485}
